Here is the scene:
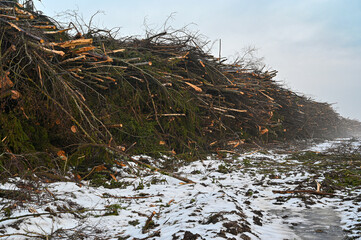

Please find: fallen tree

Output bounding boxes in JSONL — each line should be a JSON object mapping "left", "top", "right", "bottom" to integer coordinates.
{"left": 0, "top": 0, "right": 359, "bottom": 177}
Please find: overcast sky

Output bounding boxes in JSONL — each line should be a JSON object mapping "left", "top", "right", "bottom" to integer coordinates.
{"left": 33, "top": 0, "right": 361, "bottom": 121}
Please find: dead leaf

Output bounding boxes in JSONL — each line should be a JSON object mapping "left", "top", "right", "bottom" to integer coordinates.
{"left": 57, "top": 150, "right": 65, "bottom": 157}
{"left": 28, "top": 207, "right": 37, "bottom": 213}
{"left": 71, "top": 125, "right": 77, "bottom": 133}
{"left": 0, "top": 72, "right": 13, "bottom": 89}
{"left": 159, "top": 141, "right": 166, "bottom": 145}
{"left": 74, "top": 173, "right": 82, "bottom": 181}
{"left": 260, "top": 128, "right": 269, "bottom": 135}
{"left": 10, "top": 90, "right": 21, "bottom": 99}
{"left": 57, "top": 150, "right": 67, "bottom": 161}
{"left": 95, "top": 165, "right": 107, "bottom": 172}
{"left": 117, "top": 146, "right": 126, "bottom": 151}
{"left": 110, "top": 173, "right": 117, "bottom": 182}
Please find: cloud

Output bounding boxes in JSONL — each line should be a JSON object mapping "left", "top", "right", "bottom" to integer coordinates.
{"left": 34, "top": 0, "right": 361, "bottom": 120}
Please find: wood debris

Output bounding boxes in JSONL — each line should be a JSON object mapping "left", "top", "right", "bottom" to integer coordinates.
{"left": 0, "top": 0, "right": 359, "bottom": 176}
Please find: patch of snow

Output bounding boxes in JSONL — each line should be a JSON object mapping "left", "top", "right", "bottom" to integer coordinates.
{"left": 0, "top": 138, "right": 359, "bottom": 239}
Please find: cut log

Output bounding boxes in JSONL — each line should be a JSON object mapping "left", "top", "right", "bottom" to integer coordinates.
{"left": 0, "top": 19, "right": 44, "bottom": 43}
{"left": 59, "top": 55, "right": 86, "bottom": 65}
{"left": 74, "top": 46, "right": 96, "bottom": 54}
{"left": 43, "top": 28, "right": 72, "bottom": 35}
{"left": 28, "top": 42, "right": 65, "bottom": 56}
{"left": 0, "top": 14, "right": 18, "bottom": 21}
{"left": 184, "top": 81, "right": 202, "bottom": 92}
{"left": 32, "top": 25, "right": 57, "bottom": 30}
{"left": 106, "top": 49, "right": 125, "bottom": 54}
{"left": 50, "top": 39, "right": 93, "bottom": 48}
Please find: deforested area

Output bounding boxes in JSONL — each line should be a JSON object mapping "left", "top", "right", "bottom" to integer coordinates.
{"left": 0, "top": 1, "right": 360, "bottom": 239}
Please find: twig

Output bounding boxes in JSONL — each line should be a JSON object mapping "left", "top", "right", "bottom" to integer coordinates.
{"left": 142, "top": 211, "right": 156, "bottom": 234}
{"left": 0, "top": 233, "right": 42, "bottom": 238}
{"left": 0, "top": 18, "right": 44, "bottom": 43}
{"left": 0, "top": 209, "right": 105, "bottom": 223}
{"left": 101, "top": 193, "right": 156, "bottom": 199}
{"left": 0, "top": 14, "right": 18, "bottom": 21}
{"left": 157, "top": 113, "right": 186, "bottom": 117}
{"left": 134, "top": 230, "right": 161, "bottom": 240}
{"left": 27, "top": 41, "right": 65, "bottom": 56}
{"left": 42, "top": 28, "right": 72, "bottom": 34}
{"left": 272, "top": 190, "right": 336, "bottom": 196}
{"left": 59, "top": 55, "right": 86, "bottom": 64}
{"left": 130, "top": 158, "right": 195, "bottom": 184}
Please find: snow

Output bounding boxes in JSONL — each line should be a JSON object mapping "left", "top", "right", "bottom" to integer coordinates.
{"left": 0, "top": 138, "right": 360, "bottom": 239}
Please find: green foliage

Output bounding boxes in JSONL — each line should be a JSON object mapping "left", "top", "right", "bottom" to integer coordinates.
{"left": 325, "top": 169, "right": 361, "bottom": 188}
{"left": 128, "top": 219, "right": 140, "bottom": 226}
{"left": 104, "top": 204, "right": 123, "bottom": 216}
{"left": 217, "top": 164, "right": 231, "bottom": 174}
{"left": 3, "top": 207, "right": 12, "bottom": 217}
{"left": 135, "top": 180, "right": 145, "bottom": 190}
{"left": 70, "top": 146, "right": 114, "bottom": 170}
{"left": 0, "top": 113, "right": 34, "bottom": 153}
{"left": 243, "top": 158, "right": 252, "bottom": 167}
{"left": 289, "top": 151, "right": 327, "bottom": 161}
{"left": 89, "top": 172, "right": 130, "bottom": 189}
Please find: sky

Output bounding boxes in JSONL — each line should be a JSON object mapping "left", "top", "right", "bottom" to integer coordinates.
{"left": 32, "top": 0, "right": 361, "bottom": 121}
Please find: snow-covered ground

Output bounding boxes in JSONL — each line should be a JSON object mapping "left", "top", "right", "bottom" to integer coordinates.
{"left": 0, "top": 138, "right": 360, "bottom": 239}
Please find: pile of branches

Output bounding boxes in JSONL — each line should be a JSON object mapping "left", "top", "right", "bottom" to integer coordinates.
{"left": 0, "top": 1, "right": 357, "bottom": 175}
